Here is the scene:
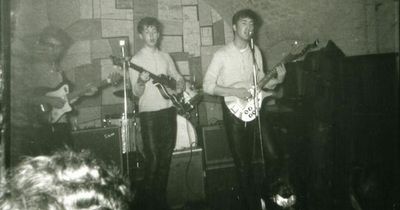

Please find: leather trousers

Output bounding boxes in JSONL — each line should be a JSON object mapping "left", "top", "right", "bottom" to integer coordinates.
{"left": 222, "top": 103, "right": 261, "bottom": 210}
{"left": 139, "top": 107, "right": 177, "bottom": 210}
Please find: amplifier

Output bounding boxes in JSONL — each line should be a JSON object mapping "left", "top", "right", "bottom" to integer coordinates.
{"left": 72, "top": 126, "right": 123, "bottom": 170}
{"left": 201, "top": 124, "right": 264, "bottom": 170}
{"left": 167, "top": 148, "right": 205, "bottom": 208}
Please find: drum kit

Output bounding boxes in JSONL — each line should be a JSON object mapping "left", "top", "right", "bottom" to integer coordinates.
{"left": 104, "top": 81, "right": 202, "bottom": 154}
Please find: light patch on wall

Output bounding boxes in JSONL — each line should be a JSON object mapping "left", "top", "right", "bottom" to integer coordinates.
{"left": 183, "top": 5, "right": 199, "bottom": 21}
{"left": 160, "top": 35, "right": 183, "bottom": 53}
{"left": 47, "top": 0, "right": 80, "bottom": 29}
{"left": 200, "top": 26, "right": 213, "bottom": 46}
{"left": 79, "top": 0, "right": 93, "bottom": 19}
{"left": 211, "top": 8, "right": 222, "bottom": 23}
{"left": 160, "top": 20, "right": 183, "bottom": 35}
{"left": 182, "top": 0, "right": 198, "bottom": 5}
{"left": 62, "top": 40, "right": 92, "bottom": 70}
{"left": 93, "top": 0, "right": 101, "bottom": 18}
{"left": 116, "top": 0, "right": 134, "bottom": 9}
{"left": 198, "top": 0, "right": 212, "bottom": 26}
{"left": 183, "top": 21, "right": 201, "bottom": 56}
{"left": 158, "top": 0, "right": 183, "bottom": 21}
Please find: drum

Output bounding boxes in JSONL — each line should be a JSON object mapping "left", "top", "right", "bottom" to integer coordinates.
{"left": 103, "top": 114, "right": 197, "bottom": 152}
{"left": 175, "top": 115, "right": 197, "bottom": 151}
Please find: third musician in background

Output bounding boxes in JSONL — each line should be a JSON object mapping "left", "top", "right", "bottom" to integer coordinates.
{"left": 203, "top": 9, "right": 286, "bottom": 210}
{"left": 129, "top": 17, "right": 185, "bottom": 210}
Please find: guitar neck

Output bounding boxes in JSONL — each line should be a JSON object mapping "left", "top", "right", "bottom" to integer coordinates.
{"left": 110, "top": 55, "right": 177, "bottom": 89}
{"left": 258, "top": 40, "right": 319, "bottom": 88}
{"left": 67, "top": 79, "right": 109, "bottom": 103}
{"left": 128, "top": 61, "right": 176, "bottom": 89}
{"left": 128, "top": 62, "right": 158, "bottom": 80}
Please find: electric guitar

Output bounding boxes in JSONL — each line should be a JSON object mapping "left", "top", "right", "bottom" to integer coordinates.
{"left": 110, "top": 55, "right": 195, "bottom": 116}
{"left": 36, "top": 72, "right": 122, "bottom": 124}
{"left": 224, "top": 39, "right": 319, "bottom": 122}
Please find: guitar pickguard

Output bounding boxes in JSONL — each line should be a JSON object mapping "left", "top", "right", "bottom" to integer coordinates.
{"left": 45, "top": 84, "right": 72, "bottom": 123}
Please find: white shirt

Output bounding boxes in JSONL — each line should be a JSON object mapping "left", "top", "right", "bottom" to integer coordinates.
{"left": 129, "top": 47, "right": 182, "bottom": 112}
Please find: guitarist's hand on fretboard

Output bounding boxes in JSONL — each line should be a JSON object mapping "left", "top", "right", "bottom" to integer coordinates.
{"left": 82, "top": 83, "right": 98, "bottom": 97}
{"left": 138, "top": 71, "right": 150, "bottom": 84}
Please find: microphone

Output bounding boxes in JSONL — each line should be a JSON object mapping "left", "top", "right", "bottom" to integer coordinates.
{"left": 119, "top": 40, "right": 126, "bottom": 58}
{"left": 249, "top": 31, "right": 254, "bottom": 51}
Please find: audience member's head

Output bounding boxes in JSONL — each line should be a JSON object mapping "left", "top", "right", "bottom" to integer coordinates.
{"left": 0, "top": 149, "right": 131, "bottom": 210}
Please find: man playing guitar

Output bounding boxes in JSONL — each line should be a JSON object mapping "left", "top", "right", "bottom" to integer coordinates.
{"left": 25, "top": 26, "right": 99, "bottom": 161}
{"left": 203, "top": 9, "right": 286, "bottom": 210}
{"left": 128, "top": 17, "right": 185, "bottom": 210}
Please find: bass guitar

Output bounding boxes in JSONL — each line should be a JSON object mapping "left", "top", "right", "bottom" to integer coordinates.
{"left": 110, "top": 55, "right": 198, "bottom": 116}
{"left": 36, "top": 72, "right": 122, "bottom": 124}
{"left": 224, "top": 39, "right": 319, "bottom": 122}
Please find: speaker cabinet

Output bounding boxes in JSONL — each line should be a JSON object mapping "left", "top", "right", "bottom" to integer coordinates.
{"left": 72, "top": 126, "right": 123, "bottom": 170}
{"left": 167, "top": 148, "right": 205, "bottom": 208}
{"left": 201, "top": 124, "right": 233, "bottom": 169}
{"left": 201, "top": 124, "right": 263, "bottom": 170}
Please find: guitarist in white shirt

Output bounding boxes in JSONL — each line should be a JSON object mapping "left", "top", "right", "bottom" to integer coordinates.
{"left": 129, "top": 17, "right": 185, "bottom": 210}
{"left": 203, "top": 9, "right": 286, "bottom": 210}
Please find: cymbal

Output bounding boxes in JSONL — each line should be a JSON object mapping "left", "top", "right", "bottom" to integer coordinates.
{"left": 113, "top": 89, "right": 134, "bottom": 99}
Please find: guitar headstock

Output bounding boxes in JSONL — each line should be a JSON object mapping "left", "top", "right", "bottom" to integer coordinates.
{"left": 286, "top": 39, "right": 319, "bottom": 62}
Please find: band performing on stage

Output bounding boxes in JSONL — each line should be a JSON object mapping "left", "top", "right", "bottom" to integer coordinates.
{"left": 2, "top": 1, "right": 398, "bottom": 210}
{"left": 4, "top": 9, "right": 294, "bottom": 209}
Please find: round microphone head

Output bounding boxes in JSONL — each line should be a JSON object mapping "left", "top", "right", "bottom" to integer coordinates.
{"left": 249, "top": 31, "right": 253, "bottom": 37}
{"left": 119, "top": 40, "right": 126, "bottom": 46}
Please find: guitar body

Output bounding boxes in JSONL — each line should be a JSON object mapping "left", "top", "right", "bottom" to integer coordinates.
{"left": 45, "top": 84, "right": 73, "bottom": 123}
{"left": 154, "top": 82, "right": 188, "bottom": 116}
{"left": 35, "top": 72, "right": 122, "bottom": 124}
{"left": 110, "top": 56, "right": 202, "bottom": 117}
{"left": 224, "top": 89, "right": 273, "bottom": 122}
{"left": 223, "top": 39, "right": 319, "bottom": 122}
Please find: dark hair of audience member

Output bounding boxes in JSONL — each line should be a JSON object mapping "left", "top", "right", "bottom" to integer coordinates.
{"left": 0, "top": 149, "right": 132, "bottom": 210}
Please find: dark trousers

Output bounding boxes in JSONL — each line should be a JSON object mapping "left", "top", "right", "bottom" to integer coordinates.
{"left": 222, "top": 103, "right": 261, "bottom": 210}
{"left": 139, "top": 107, "right": 177, "bottom": 210}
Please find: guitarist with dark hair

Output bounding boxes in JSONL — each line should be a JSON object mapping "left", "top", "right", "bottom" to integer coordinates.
{"left": 27, "top": 26, "right": 102, "bottom": 157}
{"left": 203, "top": 9, "right": 286, "bottom": 210}
{"left": 128, "top": 17, "right": 185, "bottom": 210}
{"left": 10, "top": 25, "right": 121, "bottom": 166}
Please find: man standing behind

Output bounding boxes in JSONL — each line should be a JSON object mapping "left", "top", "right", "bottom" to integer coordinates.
{"left": 129, "top": 17, "right": 184, "bottom": 210}
{"left": 203, "top": 9, "right": 286, "bottom": 210}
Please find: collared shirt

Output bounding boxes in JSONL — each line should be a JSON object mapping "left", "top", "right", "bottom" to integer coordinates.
{"left": 203, "top": 42, "right": 283, "bottom": 95}
{"left": 129, "top": 46, "right": 182, "bottom": 112}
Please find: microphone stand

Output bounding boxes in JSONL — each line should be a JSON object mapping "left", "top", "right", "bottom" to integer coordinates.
{"left": 119, "top": 40, "right": 130, "bottom": 177}
{"left": 250, "top": 37, "right": 266, "bottom": 175}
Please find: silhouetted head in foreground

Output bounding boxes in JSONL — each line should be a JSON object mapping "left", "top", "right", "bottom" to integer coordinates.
{"left": 0, "top": 149, "right": 132, "bottom": 210}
